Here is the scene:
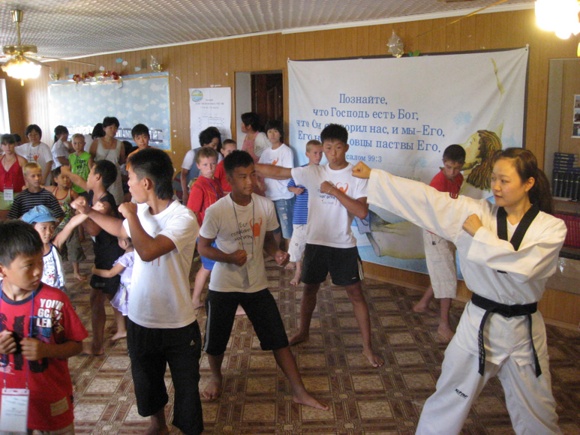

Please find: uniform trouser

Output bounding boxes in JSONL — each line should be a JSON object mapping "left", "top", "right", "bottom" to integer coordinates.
{"left": 416, "top": 340, "right": 561, "bottom": 435}
{"left": 127, "top": 319, "right": 203, "bottom": 435}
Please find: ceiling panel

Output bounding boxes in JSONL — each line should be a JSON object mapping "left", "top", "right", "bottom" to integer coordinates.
{"left": 0, "top": 0, "right": 533, "bottom": 60}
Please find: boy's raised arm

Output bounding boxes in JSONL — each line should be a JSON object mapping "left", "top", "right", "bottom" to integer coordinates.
{"left": 255, "top": 163, "right": 292, "bottom": 180}
{"left": 71, "top": 197, "right": 126, "bottom": 238}
{"left": 118, "top": 202, "right": 176, "bottom": 262}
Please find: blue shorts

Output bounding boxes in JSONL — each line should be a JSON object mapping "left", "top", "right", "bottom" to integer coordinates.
{"left": 273, "top": 197, "right": 295, "bottom": 239}
{"left": 198, "top": 238, "right": 216, "bottom": 271}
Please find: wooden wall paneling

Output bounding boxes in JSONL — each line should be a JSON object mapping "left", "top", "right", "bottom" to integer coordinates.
{"left": 458, "top": 16, "right": 479, "bottom": 52}
{"left": 426, "top": 19, "right": 446, "bottom": 53}
{"left": 367, "top": 25, "right": 387, "bottom": 57}
{"left": 444, "top": 17, "right": 461, "bottom": 52}
{"left": 4, "top": 73, "right": 25, "bottom": 137}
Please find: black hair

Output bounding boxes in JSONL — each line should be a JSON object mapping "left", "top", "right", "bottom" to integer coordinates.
{"left": 122, "top": 140, "right": 135, "bottom": 156}
{"left": 53, "top": 125, "right": 69, "bottom": 142}
{"left": 91, "top": 123, "right": 105, "bottom": 139}
{"left": 131, "top": 123, "right": 150, "bottom": 139}
{"left": 241, "top": 112, "right": 261, "bottom": 132}
{"left": 13, "top": 133, "right": 22, "bottom": 143}
{"left": 103, "top": 117, "right": 120, "bottom": 129}
{"left": 265, "top": 119, "right": 284, "bottom": 140}
{"left": 196, "top": 146, "right": 219, "bottom": 163}
{"left": 320, "top": 123, "right": 348, "bottom": 144}
{"left": 443, "top": 144, "right": 466, "bottom": 163}
{"left": 93, "top": 160, "right": 118, "bottom": 190}
{"left": 1, "top": 134, "right": 16, "bottom": 145}
{"left": 51, "top": 166, "right": 62, "bottom": 179}
{"left": 491, "top": 148, "right": 554, "bottom": 214}
{"left": 0, "top": 221, "right": 43, "bottom": 266}
{"left": 127, "top": 147, "right": 174, "bottom": 200}
{"left": 199, "top": 126, "right": 221, "bottom": 148}
{"left": 224, "top": 150, "right": 254, "bottom": 177}
{"left": 25, "top": 124, "right": 42, "bottom": 138}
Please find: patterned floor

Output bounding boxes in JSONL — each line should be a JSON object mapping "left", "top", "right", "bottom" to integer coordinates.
{"left": 63, "top": 245, "right": 580, "bottom": 434}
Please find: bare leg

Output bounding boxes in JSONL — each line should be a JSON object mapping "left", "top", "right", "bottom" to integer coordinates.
{"left": 290, "top": 260, "right": 302, "bottom": 286}
{"left": 72, "top": 261, "right": 87, "bottom": 281}
{"left": 84, "top": 288, "right": 106, "bottom": 355}
{"left": 413, "top": 286, "right": 436, "bottom": 314}
{"left": 192, "top": 266, "right": 210, "bottom": 309}
{"left": 289, "top": 283, "right": 320, "bottom": 345}
{"left": 111, "top": 309, "right": 127, "bottom": 341}
{"left": 344, "top": 282, "right": 384, "bottom": 367}
{"left": 437, "top": 297, "right": 455, "bottom": 342}
{"left": 203, "top": 353, "right": 225, "bottom": 401}
{"left": 273, "top": 347, "right": 328, "bottom": 410}
{"left": 146, "top": 408, "right": 169, "bottom": 435}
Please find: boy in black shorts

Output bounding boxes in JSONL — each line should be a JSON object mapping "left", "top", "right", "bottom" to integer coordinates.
{"left": 198, "top": 150, "right": 328, "bottom": 410}
{"left": 257, "top": 124, "right": 384, "bottom": 367}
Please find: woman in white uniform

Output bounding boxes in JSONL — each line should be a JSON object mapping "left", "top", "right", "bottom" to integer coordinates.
{"left": 352, "top": 148, "right": 565, "bottom": 435}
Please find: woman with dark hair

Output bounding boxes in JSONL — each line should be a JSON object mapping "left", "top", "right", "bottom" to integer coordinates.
{"left": 16, "top": 124, "right": 53, "bottom": 185}
{"left": 353, "top": 148, "right": 565, "bottom": 434}
{"left": 89, "top": 116, "right": 126, "bottom": 205}
{"left": 240, "top": 112, "right": 269, "bottom": 163}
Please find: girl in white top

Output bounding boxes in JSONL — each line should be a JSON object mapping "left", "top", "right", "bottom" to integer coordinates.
{"left": 352, "top": 148, "right": 566, "bottom": 434}
{"left": 89, "top": 116, "right": 125, "bottom": 205}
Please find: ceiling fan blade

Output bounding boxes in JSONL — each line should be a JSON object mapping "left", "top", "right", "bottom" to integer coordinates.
{"left": 40, "top": 57, "right": 96, "bottom": 67}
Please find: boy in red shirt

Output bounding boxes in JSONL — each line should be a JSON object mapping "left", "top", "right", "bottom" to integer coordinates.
{"left": 187, "top": 147, "right": 225, "bottom": 309}
{"left": 413, "top": 144, "right": 465, "bottom": 342}
{"left": 0, "top": 220, "right": 87, "bottom": 433}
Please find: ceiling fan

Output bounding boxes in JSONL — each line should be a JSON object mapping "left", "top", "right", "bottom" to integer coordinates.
{"left": 1, "top": 9, "right": 93, "bottom": 85}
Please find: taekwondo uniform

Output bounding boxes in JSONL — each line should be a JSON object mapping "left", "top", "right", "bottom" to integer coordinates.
{"left": 366, "top": 169, "right": 566, "bottom": 435}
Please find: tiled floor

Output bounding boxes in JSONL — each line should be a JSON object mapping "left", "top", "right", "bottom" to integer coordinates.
{"left": 64, "top": 245, "right": 580, "bottom": 434}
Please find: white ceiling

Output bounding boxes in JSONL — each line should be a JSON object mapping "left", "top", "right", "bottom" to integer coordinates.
{"left": 0, "top": 0, "right": 534, "bottom": 61}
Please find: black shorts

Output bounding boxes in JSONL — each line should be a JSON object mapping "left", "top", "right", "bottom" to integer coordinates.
{"left": 90, "top": 274, "right": 120, "bottom": 296}
{"left": 302, "top": 244, "right": 363, "bottom": 286}
{"left": 127, "top": 319, "right": 203, "bottom": 434}
{"left": 204, "top": 289, "right": 289, "bottom": 355}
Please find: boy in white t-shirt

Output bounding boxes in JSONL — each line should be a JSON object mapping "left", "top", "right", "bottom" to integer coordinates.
{"left": 257, "top": 124, "right": 384, "bottom": 368}
{"left": 258, "top": 120, "right": 295, "bottom": 251}
{"left": 71, "top": 148, "right": 203, "bottom": 434}
{"left": 198, "top": 150, "right": 327, "bottom": 411}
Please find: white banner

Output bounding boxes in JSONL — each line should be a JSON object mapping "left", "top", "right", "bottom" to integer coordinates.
{"left": 189, "top": 87, "right": 232, "bottom": 148}
{"left": 289, "top": 48, "right": 528, "bottom": 272}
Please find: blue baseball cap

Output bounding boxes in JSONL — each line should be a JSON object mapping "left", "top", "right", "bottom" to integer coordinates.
{"left": 21, "top": 205, "right": 57, "bottom": 224}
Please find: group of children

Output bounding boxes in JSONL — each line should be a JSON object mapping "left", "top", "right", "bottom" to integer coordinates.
{"left": 0, "top": 118, "right": 567, "bottom": 434}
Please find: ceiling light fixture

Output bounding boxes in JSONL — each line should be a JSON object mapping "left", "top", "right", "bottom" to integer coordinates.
{"left": 1, "top": 54, "right": 42, "bottom": 84}
{"left": 1, "top": 10, "right": 43, "bottom": 85}
{"left": 535, "top": 0, "right": 580, "bottom": 39}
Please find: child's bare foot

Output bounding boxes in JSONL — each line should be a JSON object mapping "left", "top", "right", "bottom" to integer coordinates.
{"left": 292, "top": 391, "right": 329, "bottom": 410}
{"left": 363, "top": 349, "right": 384, "bottom": 368}
{"left": 202, "top": 375, "right": 223, "bottom": 401}
{"left": 236, "top": 305, "right": 246, "bottom": 316}
{"left": 412, "top": 302, "right": 437, "bottom": 316}
{"left": 82, "top": 341, "right": 104, "bottom": 356}
{"left": 111, "top": 331, "right": 127, "bottom": 342}
{"left": 74, "top": 273, "right": 88, "bottom": 282}
{"left": 437, "top": 324, "right": 455, "bottom": 343}
{"left": 289, "top": 331, "right": 309, "bottom": 346}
